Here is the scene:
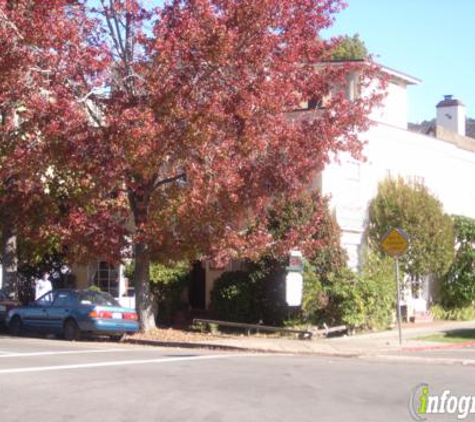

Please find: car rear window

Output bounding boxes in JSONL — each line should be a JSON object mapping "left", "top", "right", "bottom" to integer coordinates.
{"left": 77, "top": 291, "right": 120, "bottom": 307}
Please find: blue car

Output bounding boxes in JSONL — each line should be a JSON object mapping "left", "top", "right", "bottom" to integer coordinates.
{"left": 0, "top": 289, "right": 21, "bottom": 326}
{"left": 6, "top": 289, "right": 139, "bottom": 341}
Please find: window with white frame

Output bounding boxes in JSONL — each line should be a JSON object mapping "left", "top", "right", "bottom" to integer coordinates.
{"left": 89, "top": 261, "right": 119, "bottom": 298}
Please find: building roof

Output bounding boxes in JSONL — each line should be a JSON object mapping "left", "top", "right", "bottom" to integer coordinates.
{"left": 376, "top": 63, "right": 421, "bottom": 85}
{"left": 409, "top": 118, "right": 475, "bottom": 141}
{"left": 326, "top": 60, "right": 421, "bottom": 85}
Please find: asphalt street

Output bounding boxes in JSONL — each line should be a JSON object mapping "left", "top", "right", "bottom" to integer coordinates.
{"left": 0, "top": 335, "right": 474, "bottom": 422}
{"left": 394, "top": 346, "right": 475, "bottom": 362}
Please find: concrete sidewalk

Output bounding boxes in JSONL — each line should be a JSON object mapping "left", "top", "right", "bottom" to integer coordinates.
{"left": 126, "top": 320, "right": 475, "bottom": 358}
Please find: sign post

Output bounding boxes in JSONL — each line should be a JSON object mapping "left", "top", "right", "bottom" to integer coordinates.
{"left": 380, "top": 228, "right": 409, "bottom": 347}
{"left": 395, "top": 257, "right": 402, "bottom": 347}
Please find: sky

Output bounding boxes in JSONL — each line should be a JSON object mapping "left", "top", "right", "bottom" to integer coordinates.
{"left": 323, "top": 0, "right": 475, "bottom": 123}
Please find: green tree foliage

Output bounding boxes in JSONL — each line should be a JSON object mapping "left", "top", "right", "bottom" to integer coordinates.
{"left": 442, "top": 216, "right": 475, "bottom": 307}
{"left": 368, "top": 177, "right": 454, "bottom": 282}
{"left": 331, "top": 34, "right": 368, "bottom": 61}
{"left": 126, "top": 261, "right": 190, "bottom": 325}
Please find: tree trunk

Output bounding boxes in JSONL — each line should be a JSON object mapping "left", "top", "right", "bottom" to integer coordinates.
{"left": 134, "top": 240, "right": 156, "bottom": 332}
{"left": 1, "top": 207, "right": 18, "bottom": 298}
{"left": 128, "top": 188, "right": 156, "bottom": 332}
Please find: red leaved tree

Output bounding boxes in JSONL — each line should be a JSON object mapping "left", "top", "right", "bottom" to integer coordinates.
{"left": 2, "top": 0, "right": 384, "bottom": 331}
{"left": 0, "top": 1, "right": 107, "bottom": 296}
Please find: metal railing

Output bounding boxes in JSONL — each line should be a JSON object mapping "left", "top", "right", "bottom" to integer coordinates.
{"left": 193, "top": 318, "right": 312, "bottom": 338}
{"left": 192, "top": 318, "right": 347, "bottom": 340}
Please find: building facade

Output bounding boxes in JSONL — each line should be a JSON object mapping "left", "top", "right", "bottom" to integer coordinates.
{"left": 324, "top": 70, "right": 475, "bottom": 272}
{"left": 2, "top": 63, "right": 474, "bottom": 316}
{"left": 194, "top": 65, "right": 475, "bottom": 311}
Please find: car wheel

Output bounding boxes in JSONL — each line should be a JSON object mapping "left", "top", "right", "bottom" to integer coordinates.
{"left": 63, "top": 319, "right": 81, "bottom": 341}
{"left": 9, "top": 316, "right": 23, "bottom": 336}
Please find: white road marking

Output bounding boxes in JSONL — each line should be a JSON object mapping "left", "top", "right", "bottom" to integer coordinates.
{"left": 0, "top": 351, "right": 18, "bottom": 355}
{"left": 0, "top": 348, "right": 129, "bottom": 358}
{"left": 0, "top": 353, "right": 255, "bottom": 375}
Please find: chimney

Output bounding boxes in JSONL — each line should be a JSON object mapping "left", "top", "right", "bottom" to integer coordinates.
{"left": 436, "top": 95, "right": 466, "bottom": 136}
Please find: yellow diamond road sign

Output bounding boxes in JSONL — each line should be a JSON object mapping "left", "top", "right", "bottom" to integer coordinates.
{"left": 380, "top": 228, "right": 409, "bottom": 257}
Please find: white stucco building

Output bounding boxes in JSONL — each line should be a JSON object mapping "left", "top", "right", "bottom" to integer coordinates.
{"left": 322, "top": 65, "right": 475, "bottom": 273}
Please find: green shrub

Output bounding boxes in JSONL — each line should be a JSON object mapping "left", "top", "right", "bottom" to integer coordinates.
{"left": 368, "top": 177, "right": 454, "bottom": 282}
{"left": 300, "top": 264, "right": 326, "bottom": 324}
{"left": 126, "top": 261, "right": 190, "bottom": 325}
{"left": 324, "top": 269, "right": 393, "bottom": 330}
{"left": 211, "top": 259, "right": 287, "bottom": 325}
{"left": 210, "top": 271, "right": 256, "bottom": 323}
{"left": 358, "top": 247, "right": 396, "bottom": 329}
{"left": 331, "top": 34, "right": 368, "bottom": 61}
{"left": 300, "top": 248, "right": 395, "bottom": 331}
{"left": 442, "top": 216, "right": 475, "bottom": 307}
{"left": 212, "top": 255, "right": 395, "bottom": 331}
{"left": 430, "top": 304, "right": 475, "bottom": 321}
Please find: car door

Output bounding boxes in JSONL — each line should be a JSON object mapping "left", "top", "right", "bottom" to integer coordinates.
{"left": 22, "top": 291, "right": 55, "bottom": 332}
{"left": 47, "top": 292, "right": 75, "bottom": 334}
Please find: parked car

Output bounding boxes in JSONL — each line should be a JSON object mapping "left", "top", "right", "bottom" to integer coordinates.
{"left": 0, "top": 289, "right": 21, "bottom": 326}
{"left": 6, "top": 289, "right": 139, "bottom": 340}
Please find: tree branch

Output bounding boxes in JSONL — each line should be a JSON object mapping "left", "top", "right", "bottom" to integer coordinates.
{"left": 110, "top": 0, "right": 127, "bottom": 62}
{"left": 100, "top": 0, "right": 126, "bottom": 63}
{"left": 85, "top": 102, "right": 104, "bottom": 128}
{"left": 152, "top": 173, "right": 186, "bottom": 191}
{"left": 0, "top": 8, "right": 24, "bottom": 40}
{"left": 76, "top": 84, "right": 108, "bottom": 103}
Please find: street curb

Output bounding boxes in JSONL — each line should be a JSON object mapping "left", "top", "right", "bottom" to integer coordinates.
{"left": 123, "top": 338, "right": 362, "bottom": 358}
{"left": 364, "top": 354, "right": 475, "bottom": 366}
{"left": 123, "top": 338, "right": 279, "bottom": 354}
{"left": 402, "top": 340, "right": 475, "bottom": 352}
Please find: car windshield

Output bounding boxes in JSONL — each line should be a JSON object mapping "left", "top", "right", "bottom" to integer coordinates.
{"left": 77, "top": 291, "right": 120, "bottom": 307}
